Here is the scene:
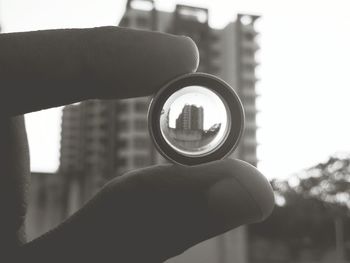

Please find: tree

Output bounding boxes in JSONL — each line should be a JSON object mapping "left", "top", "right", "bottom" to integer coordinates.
{"left": 272, "top": 154, "right": 350, "bottom": 262}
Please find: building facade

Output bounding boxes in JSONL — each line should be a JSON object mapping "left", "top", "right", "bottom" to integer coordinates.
{"left": 56, "top": 1, "right": 261, "bottom": 262}
{"left": 175, "top": 104, "right": 204, "bottom": 131}
{"left": 60, "top": 1, "right": 260, "bottom": 179}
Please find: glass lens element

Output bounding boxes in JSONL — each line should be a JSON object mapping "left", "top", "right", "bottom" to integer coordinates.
{"left": 160, "top": 85, "right": 231, "bottom": 157}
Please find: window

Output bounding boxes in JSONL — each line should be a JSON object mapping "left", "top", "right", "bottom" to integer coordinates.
{"left": 136, "top": 17, "right": 149, "bottom": 27}
{"left": 116, "top": 102, "right": 128, "bottom": 113}
{"left": 245, "top": 31, "right": 255, "bottom": 41}
{"left": 211, "top": 49, "right": 221, "bottom": 58}
{"left": 134, "top": 101, "right": 149, "bottom": 112}
{"left": 242, "top": 48, "right": 254, "bottom": 58}
{"left": 121, "top": 17, "right": 129, "bottom": 26}
{"left": 117, "top": 120, "right": 130, "bottom": 131}
{"left": 115, "top": 157, "right": 127, "bottom": 167}
{"left": 100, "top": 137, "right": 107, "bottom": 145}
{"left": 133, "top": 156, "right": 150, "bottom": 167}
{"left": 244, "top": 128, "right": 256, "bottom": 138}
{"left": 134, "top": 137, "right": 150, "bottom": 149}
{"left": 243, "top": 96, "right": 256, "bottom": 106}
{"left": 244, "top": 111, "right": 256, "bottom": 122}
{"left": 243, "top": 64, "right": 255, "bottom": 72}
{"left": 209, "top": 64, "right": 220, "bottom": 74}
{"left": 115, "top": 139, "right": 128, "bottom": 149}
{"left": 134, "top": 119, "right": 147, "bottom": 131}
{"left": 243, "top": 144, "right": 256, "bottom": 154}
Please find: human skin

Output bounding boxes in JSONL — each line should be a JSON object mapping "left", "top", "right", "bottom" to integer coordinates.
{"left": 0, "top": 26, "right": 274, "bottom": 263}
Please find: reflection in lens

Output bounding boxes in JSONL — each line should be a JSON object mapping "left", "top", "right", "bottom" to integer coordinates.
{"left": 160, "top": 86, "right": 231, "bottom": 157}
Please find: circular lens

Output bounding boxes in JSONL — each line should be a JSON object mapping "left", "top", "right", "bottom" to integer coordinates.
{"left": 148, "top": 73, "right": 244, "bottom": 165}
{"left": 160, "top": 86, "right": 231, "bottom": 157}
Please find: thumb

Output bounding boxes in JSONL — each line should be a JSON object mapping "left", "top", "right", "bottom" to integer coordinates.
{"left": 20, "top": 159, "right": 274, "bottom": 263}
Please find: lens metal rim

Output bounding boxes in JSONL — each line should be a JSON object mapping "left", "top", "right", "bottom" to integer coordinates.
{"left": 148, "top": 72, "right": 245, "bottom": 166}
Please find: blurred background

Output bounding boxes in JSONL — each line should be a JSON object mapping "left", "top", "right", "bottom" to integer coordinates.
{"left": 1, "top": 0, "right": 350, "bottom": 262}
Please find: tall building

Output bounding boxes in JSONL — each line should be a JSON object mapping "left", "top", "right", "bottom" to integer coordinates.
{"left": 58, "top": 1, "right": 260, "bottom": 262}
{"left": 175, "top": 104, "right": 204, "bottom": 131}
{"left": 60, "top": 1, "right": 259, "bottom": 178}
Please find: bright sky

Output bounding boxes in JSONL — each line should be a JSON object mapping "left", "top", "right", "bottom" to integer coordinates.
{"left": 1, "top": 0, "right": 350, "bottom": 179}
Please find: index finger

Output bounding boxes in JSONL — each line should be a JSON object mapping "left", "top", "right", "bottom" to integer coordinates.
{"left": 0, "top": 26, "right": 199, "bottom": 116}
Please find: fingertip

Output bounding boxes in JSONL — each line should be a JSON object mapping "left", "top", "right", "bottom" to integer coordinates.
{"left": 127, "top": 158, "right": 274, "bottom": 223}
{"left": 149, "top": 33, "right": 199, "bottom": 80}
{"left": 171, "top": 158, "right": 275, "bottom": 229}
{"left": 217, "top": 159, "right": 275, "bottom": 221}
{"left": 89, "top": 27, "right": 200, "bottom": 98}
{"left": 176, "top": 35, "right": 200, "bottom": 73}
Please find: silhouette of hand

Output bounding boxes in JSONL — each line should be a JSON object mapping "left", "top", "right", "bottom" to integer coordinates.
{"left": 0, "top": 27, "right": 274, "bottom": 262}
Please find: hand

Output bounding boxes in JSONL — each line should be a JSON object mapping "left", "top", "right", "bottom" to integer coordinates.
{"left": 0, "top": 26, "right": 274, "bottom": 263}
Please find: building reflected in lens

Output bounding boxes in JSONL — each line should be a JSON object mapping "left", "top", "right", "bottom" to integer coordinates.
{"left": 175, "top": 104, "right": 204, "bottom": 131}
{"left": 164, "top": 104, "right": 222, "bottom": 154}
